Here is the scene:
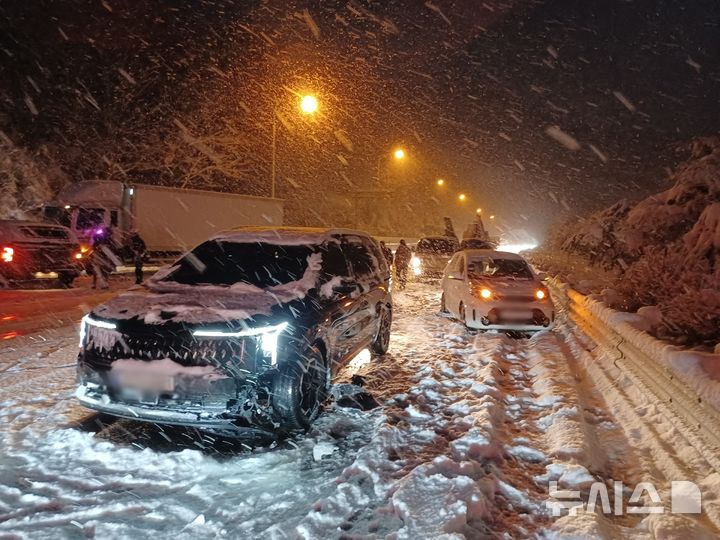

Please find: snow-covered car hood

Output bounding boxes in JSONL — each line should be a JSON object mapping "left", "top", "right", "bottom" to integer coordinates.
{"left": 92, "top": 253, "right": 323, "bottom": 326}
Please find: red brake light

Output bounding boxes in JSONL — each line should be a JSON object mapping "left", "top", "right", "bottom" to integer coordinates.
{"left": 1, "top": 247, "right": 13, "bottom": 263}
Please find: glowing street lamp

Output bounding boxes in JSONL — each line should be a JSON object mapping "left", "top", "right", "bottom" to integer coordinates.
{"left": 458, "top": 193, "right": 467, "bottom": 202}
{"left": 490, "top": 215, "right": 495, "bottom": 220}
{"left": 393, "top": 148, "right": 406, "bottom": 160}
{"left": 476, "top": 207, "right": 482, "bottom": 214}
{"left": 300, "top": 94, "right": 318, "bottom": 114}
{"left": 436, "top": 178, "right": 445, "bottom": 186}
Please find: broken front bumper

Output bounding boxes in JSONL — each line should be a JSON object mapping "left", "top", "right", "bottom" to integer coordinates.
{"left": 76, "top": 382, "right": 244, "bottom": 429}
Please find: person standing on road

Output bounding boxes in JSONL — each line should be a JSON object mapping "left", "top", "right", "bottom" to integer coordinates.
{"left": 129, "top": 231, "right": 147, "bottom": 285}
{"left": 379, "top": 241, "right": 393, "bottom": 268}
{"left": 90, "top": 227, "right": 117, "bottom": 290}
{"left": 394, "top": 239, "right": 412, "bottom": 290}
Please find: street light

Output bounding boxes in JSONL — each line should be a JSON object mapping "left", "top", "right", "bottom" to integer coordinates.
{"left": 300, "top": 94, "right": 318, "bottom": 114}
{"left": 271, "top": 92, "right": 319, "bottom": 198}
{"left": 490, "top": 215, "right": 495, "bottom": 220}
{"left": 476, "top": 208, "right": 482, "bottom": 214}
{"left": 458, "top": 193, "right": 467, "bottom": 202}
{"left": 393, "top": 148, "right": 406, "bottom": 160}
{"left": 436, "top": 178, "right": 445, "bottom": 186}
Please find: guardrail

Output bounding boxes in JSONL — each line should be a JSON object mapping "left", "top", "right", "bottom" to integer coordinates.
{"left": 548, "top": 278, "right": 720, "bottom": 474}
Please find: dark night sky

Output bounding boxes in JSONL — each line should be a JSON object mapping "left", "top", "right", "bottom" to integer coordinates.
{"left": 0, "top": 0, "right": 718, "bottom": 238}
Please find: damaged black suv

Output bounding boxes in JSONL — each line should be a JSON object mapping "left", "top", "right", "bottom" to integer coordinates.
{"left": 76, "top": 227, "right": 392, "bottom": 433}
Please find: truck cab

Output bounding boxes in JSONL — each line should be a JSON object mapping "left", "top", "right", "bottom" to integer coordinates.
{"left": 43, "top": 181, "right": 131, "bottom": 253}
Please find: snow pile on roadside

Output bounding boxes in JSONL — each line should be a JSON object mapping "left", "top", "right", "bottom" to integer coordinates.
{"left": 568, "top": 286, "right": 720, "bottom": 412}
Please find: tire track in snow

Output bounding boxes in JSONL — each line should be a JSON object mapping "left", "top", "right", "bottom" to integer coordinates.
{"left": 294, "top": 286, "right": 562, "bottom": 537}
{"left": 560, "top": 321, "right": 720, "bottom": 536}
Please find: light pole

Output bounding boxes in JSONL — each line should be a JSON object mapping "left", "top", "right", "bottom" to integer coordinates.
{"left": 376, "top": 146, "right": 406, "bottom": 182}
{"left": 271, "top": 93, "right": 318, "bottom": 198}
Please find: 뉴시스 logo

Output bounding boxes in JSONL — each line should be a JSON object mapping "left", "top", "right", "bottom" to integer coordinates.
{"left": 546, "top": 480, "right": 702, "bottom": 517}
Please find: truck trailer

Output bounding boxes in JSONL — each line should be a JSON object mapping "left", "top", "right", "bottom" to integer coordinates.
{"left": 43, "top": 181, "right": 284, "bottom": 256}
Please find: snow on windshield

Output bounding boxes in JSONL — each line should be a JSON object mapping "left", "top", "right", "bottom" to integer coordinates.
{"left": 468, "top": 257, "right": 534, "bottom": 280}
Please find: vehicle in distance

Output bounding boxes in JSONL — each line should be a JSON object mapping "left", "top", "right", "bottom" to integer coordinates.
{"left": 459, "top": 238, "right": 498, "bottom": 251}
{"left": 76, "top": 227, "right": 392, "bottom": 433}
{"left": 0, "top": 220, "right": 83, "bottom": 288}
{"left": 410, "top": 236, "right": 460, "bottom": 278}
{"left": 42, "top": 180, "right": 284, "bottom": 259}
{"left": 441, "top": 249, "right": 554, "bottom": 332}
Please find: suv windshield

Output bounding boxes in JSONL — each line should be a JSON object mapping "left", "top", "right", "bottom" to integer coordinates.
{"left": 416, "top": 238, "right": 458, "bottom": 255}
{"left": 468, "top": 257, "right": 534, "bottom": 280}
{"left": 163, "top": 241, "right": 315, "bottom": 288}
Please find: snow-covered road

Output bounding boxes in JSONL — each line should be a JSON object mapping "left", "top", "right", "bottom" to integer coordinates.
{"left": 1, "top": 284, "right": 718, "bottom": 538}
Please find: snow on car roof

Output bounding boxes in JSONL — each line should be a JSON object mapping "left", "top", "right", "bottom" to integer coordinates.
{"left": 211, "top": 226, "right": 372, "bottom": 245}
{"left": 461, "top": 249, "right": 525, "bottom": 260}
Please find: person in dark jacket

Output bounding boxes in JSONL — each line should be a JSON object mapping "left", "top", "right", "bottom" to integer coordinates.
{"left": 393, "top": 239, "right": 412, "bottom": 290}
{"left": 90, "top": 227, "right": 117, "bottom": 289}
{"left": 129, "top": 231, "right": 147, "bottom": 284}
{"left": 379, "top": 241, "right": 393, "bottom": 268}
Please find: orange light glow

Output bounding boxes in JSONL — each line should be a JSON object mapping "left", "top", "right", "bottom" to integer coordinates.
{"left": 2, "top": 331, "right": 20, "bottom": 340}
{"left": 480, "top": 288, "right": 492, "bottom": 299}
{"left": 458, "top": 193, "right": 467, "bottom": 202}
{"left": 535, "top": 289, "right": 546, "bottom": 300}
{"left": 1, "top": 247, "right": 14, "bottom": 263}
{"left": 393, "top": 148, "right": 406, "bottom": 160}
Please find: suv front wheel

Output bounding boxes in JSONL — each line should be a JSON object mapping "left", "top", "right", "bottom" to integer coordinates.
{"left": 371, "top": 305, "right": 391, "bottom": 355}
{"left": 271, "top": 346, "right": 328, "bottom": 432}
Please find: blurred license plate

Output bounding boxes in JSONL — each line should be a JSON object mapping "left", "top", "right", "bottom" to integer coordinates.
{"left": 116, "top": 371, "right": 175, "bottom": 392}
{"left": 506, "top": 311, "right": 534, "bottom": 320}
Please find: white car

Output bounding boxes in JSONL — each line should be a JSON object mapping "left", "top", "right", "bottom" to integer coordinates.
{"left": 441, "top": 249, "right": 554, "bottom": 331}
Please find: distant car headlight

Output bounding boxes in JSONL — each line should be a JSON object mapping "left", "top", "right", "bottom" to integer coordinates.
{"left": 479, "top": 287, "right": 493, "bottom": 300}
{"left": 193, "top": 322, "right": 289, "bottom": 366}
{"left": 411, "top": 256, "right": 422, "bottom": 275}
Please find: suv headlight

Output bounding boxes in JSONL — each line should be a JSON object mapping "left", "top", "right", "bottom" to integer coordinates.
{"left": 79, "top": 315, "right": 117, "bottom": 348}
{"left": 193, "top": 322, "right": 289, "bottom": 366}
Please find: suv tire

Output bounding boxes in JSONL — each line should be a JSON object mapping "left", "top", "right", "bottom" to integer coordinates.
{"left": 371, "top": 305, "right": 391, "bottom": 355}
{"left": 271, "top": 346, "right": 328, "bottom": 432}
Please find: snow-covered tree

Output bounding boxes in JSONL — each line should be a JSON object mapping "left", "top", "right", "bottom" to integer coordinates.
{"left": 0, "top": 138, "right": 61, "bottom": 219}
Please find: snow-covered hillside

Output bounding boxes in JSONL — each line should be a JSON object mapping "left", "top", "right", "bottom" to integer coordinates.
{"left": 535, "top": 137, "right": 720, "bottom": 346}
